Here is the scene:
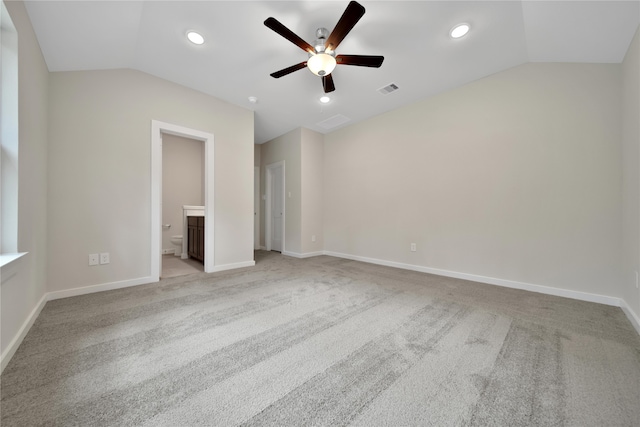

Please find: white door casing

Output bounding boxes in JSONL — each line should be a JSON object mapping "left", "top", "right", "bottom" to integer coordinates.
{"left": 265, "top": 161, "right": 284, "bottom": 253}
{"left": 151, "top": 120, "right": 214, "bottom": 280}
{"left": 254, "top": 166, "right": 260, "bottom": 250}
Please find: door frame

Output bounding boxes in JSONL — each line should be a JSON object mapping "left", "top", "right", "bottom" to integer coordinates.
{"left": 254, "top": 166, "right": 260, "bottom": 250}
{"left": 265, "top": 161, "right": 285, "bottom": 252}
{"left": 151, "top": 120, "right": 214, "bottom": 280}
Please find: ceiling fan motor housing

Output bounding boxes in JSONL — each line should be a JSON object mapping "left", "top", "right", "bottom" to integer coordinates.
{"left": 314, "top": 27, "right": 330, "bottom": 53}
{"left": 308, "top": 27, "right": 336, "bottom": 76}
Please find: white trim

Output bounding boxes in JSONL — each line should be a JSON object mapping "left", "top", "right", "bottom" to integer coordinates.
{"left": 254, "top": 166, "right": 260, "bottom": 250}
{"left": 620, "top": 298, "right": 640, "bottom": 336}
{"left": 282, "top": 251, "right": 324, "bottom": 259}
{"left": 323, "top": 250, "right": 622, "bottom": 307}
{"left": 211, "top": 260, "right": 255, "bottom": 272}
{"left": 0, "top": 252, "right": 27, "bottom": 284}
{"left": 0, "top": 252, "right": 26, "bottom": 270}
{"left": 150, "top": 122, "right": 161, "bottom": 282}
{"left": 265, "top": 161, "right": 285, "bottom": 253}
{"left": 203, "top": 135, "right": 215, "bottom": 273}
{"left": 0, "top": 258, "right": 258, "bottom": 371}
{"left": 47, "top": 276, "right": 155, "bottom": 301}
{"left": 265, "top": 168, "right": 270, "bottom": 251}
{"left": 151, "top": 121, "right": 214, "bottom": 276}
{"left": 2, "top": 251, "right": 639, "bottom": 374}
{"left": 1, "top": 293, "right": 47, "bottom": 373}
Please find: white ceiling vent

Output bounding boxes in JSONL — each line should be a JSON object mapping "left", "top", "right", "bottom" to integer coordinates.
{"left": 317, "top": 114, "right": 351, "bottom": 130}
{"left": 378, "top": 83, "right": 399, "bottom": 95}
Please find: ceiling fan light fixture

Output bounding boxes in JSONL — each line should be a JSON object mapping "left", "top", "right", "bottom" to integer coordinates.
{"left": 186, "top": 31, "right": 205, "bottom": 45}
{"left": 320, "top": 96, "right": 331, "bottom": 104}
{"left": 450, "top": 23, "right": 470, "bottom": 39}
{"left": 307, "top": 53, "right": 337, "bottom": 77}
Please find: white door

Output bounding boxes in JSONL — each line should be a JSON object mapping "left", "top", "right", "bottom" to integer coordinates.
{"left": 270, "top": 164, "right": 284, "bottom": 252}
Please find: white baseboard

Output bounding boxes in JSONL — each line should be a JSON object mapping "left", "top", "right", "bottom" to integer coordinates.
{"left": 47, "top": 276, "right": 156, "bottom": 301}
{"left": 324, "top": 250, "right": 640, "bottom": 334}
{"left": 619, "top": 299, "right": 640, "bottom": 336}
{"left": 282, "top": 251, "right": 324, "bottom": 259}
{"left": 3, "top": 250, "right": 638, "bottom": 375}
{"left": 323, "top": 250, "right": 622, "bottom": 307}
{"left": 1, "top": 293, "right": 47, "bottom": 373}
{"left": 4, "top": 276, "right": 157, "bottom": 373}
{"left": 1, "top": 257, "right": 258, "bottom": 372}
{"left": 211, "top": 260, "right": 255, "bottom": 272}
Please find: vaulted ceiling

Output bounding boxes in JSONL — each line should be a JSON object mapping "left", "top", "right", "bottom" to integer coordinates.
{"left": 24, "top": 1, "right": 640, "bottom": 143}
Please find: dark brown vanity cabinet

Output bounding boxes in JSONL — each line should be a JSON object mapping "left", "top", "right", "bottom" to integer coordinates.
{"left": 187, "top": 216, "right": 204, "bottom": 262}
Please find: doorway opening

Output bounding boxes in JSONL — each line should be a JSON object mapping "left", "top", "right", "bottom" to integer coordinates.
{"left": 151, "top": 120, "right": 214, "bottom": 281}
{"left": 161, "top": 134, "right": 204, "bottom": 278}
{"left": 265, "top": 161, "right": 284, "bottom": 253}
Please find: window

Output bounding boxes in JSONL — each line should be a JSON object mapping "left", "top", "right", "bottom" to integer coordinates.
{"left": 1, "top": 1, "right": 20, "bottom": 266}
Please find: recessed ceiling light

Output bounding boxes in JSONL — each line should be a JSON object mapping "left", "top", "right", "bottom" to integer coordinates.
{"left": 187, "top": 31, "right": 204, "bottom": 45}
{"left": 320, "top": 96, "right": 331, "bottom": 104}
{"left": 450, "top": 23, "right": 470, "bottom": 39}
{"left": 248, "top": 96, "right": 258, "bottom": 104}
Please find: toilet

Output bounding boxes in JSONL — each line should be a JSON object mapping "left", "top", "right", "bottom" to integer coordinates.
{"left": 170, "top": 235, "right": 183, "bottom": 256}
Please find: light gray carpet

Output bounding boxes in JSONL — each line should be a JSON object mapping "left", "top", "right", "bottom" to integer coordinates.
{"left": 2, "top": 251, "right": 639, "bottom": 426}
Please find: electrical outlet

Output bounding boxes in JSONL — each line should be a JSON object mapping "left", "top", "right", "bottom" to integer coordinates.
{"left": 88, "top": 254, "right": 99, "bottom": 266}
{"left": 100, "top": 252, "right": 110, "bottom": 265}
{"left": 312, "top": 235, "right": 316, "bottom": 242}
{"left": 410, "top": 243, "right": 417, "bottom": 252}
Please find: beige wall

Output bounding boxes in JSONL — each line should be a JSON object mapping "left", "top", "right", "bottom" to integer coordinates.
{"left": 1, "top": 1, "right": 49, "bottom": 360}
{"left": 260, "top": 128, "right": 302, "bottom": 254}
{"left": 254, "top": 142, "right": 261, "bottom": 167}
{"left": 324, "top": 62, "right": 623, "bottom": 298}
{"left": 162, "top": 134, "right": 204, "bottom": 252}
{"left": 47, "top": 68, "right": 254, "bottom": 292}
{"left": 622, "top": 27, "right": 640, "bottom": 316}
{"left": 301, "top": 128, "right": 324, "bottom": 254}
{"left": 259, "top": 127, "right": 324, "bottom": 256}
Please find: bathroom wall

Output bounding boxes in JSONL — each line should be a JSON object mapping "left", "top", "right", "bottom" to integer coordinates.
{"left": 162, "top": 134, "right": 204, "bottom": 253}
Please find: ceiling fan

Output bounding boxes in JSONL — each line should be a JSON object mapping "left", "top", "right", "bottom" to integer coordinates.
{"left": 264, "top": 1, "right": 384, "bottom": 93}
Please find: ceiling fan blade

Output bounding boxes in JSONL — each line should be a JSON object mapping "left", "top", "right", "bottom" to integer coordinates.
{"left": 270, "top": 62, "right": 308, "bottom": 78}
{"left": 322, "top": 74, "right": 335, "bottom": 93}
{"left": 264, "top": 17, "right": 315, "bottom": 54}
{"left": 325, "top": 1, "right": 366, "bottom": 51}
{"left": 336, "top": 54, "right": 384, "bottom": 68}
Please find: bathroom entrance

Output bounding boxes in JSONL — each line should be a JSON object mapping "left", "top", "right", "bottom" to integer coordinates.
{"left": 161, "top": 134, "right": 204, "bottom": 278}
{"left": 151, "top": 120, "right": 215, "bottom": 281}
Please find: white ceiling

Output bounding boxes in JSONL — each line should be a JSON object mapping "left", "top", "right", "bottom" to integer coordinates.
{"left": 24, "top": 1, "right": 640, "bottom": 144}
